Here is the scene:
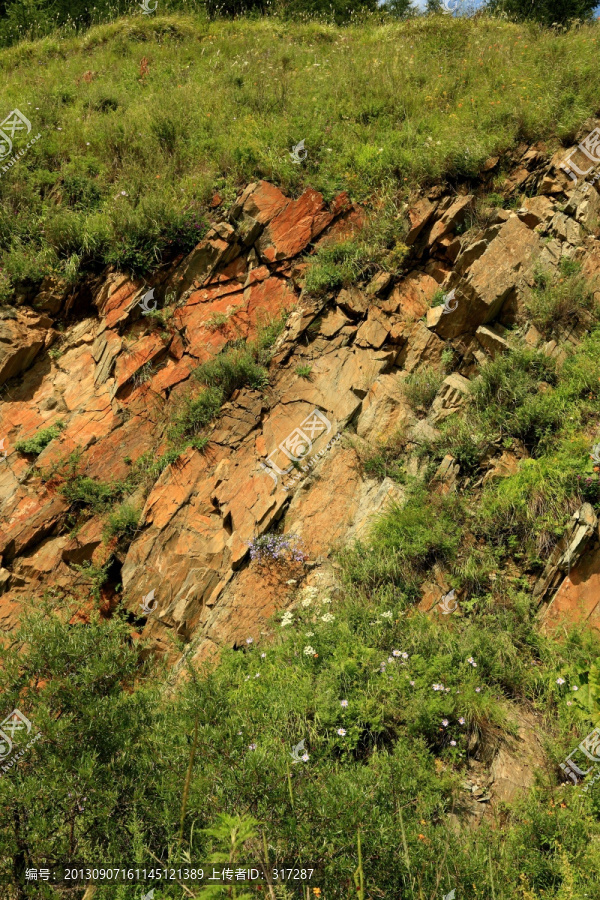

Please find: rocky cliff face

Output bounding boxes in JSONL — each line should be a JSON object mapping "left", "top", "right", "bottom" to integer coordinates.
{"left": 2, "top": 129, "right": 600, "bottom": 676}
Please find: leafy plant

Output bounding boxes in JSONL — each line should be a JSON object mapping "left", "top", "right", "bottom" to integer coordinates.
{"left": 14, "top": 422, "right": 64, "bottom": 456}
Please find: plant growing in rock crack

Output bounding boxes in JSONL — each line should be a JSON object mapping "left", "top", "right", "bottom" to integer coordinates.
{"left": 295, "top": 363, "right": 312, "bottom": 378}
{"left": 247, "top": 534, "right": 306, "bottom": 568}
{"left": 401, "top": 366, "right": 444, "bottom": 413}
{"left": 15, "top": 422, "right": 65, "bottom": 456}
{"left": 132, "top": 361, "right": 156, "bottom": 387}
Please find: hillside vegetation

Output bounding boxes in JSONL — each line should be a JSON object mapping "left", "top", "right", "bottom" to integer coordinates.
{"left": 0, "top": 13, "right": 599, "bottom": 296}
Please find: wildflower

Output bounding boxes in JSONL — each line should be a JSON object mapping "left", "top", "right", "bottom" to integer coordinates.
{"left": 380, "top": 611, "right": 393, "bottom": 619}
{"left": 442, "top": 719, "right": 449, "bottom": 727}
{"left": 237, "top": 731, "right": 242, "bottom": 735}
{"left": 467, "top": 657, "right": 477, "bottom": 667}
{"left": 321, "top": 597, "right": 332, "bottom": 604}
{"left": 281, "top": 612, "right": 293, "bottom": 627}
{"left": 301, "top": 598, "right": 312, "bottom": 608}
{"left": 340, "top": 700, "right": 348, "bottom": 707}
{"left": 392, "top": 650, "right": 402, "bottom": 657}
{"left": 305, "top": 631, "right": 314, "bottom": 637}
{"left": 120, "top": 190, "right": 128, "bottom": 196}
{"left": 301, "top": 752, "right": 310, "bottom": 762}
{"left": 450, "top": 740, "right": 457, "bottom": 746}
{"left": 410, "top": 680, "right": 415, "bottom": 686}
{"left": 337, "top": 728, "right": 346, "bottom": 736}
{"left": 254, "top": 673, "right": 260, "bottom": 678}
{"left": 567, "top": 701, "right": 573, "bottom": 706}
{"left": 475, "top": 687, "right": 481, "bottom": 693}
{"left": 321, "top": 613, "right": 335, "bottom": 623}
{"left": 260, "top": 652, "right": 266, "bottom": 658}
{"left": 248, "top": 743, "right": 257, "bottom": 751}
{"left": 304, "top": 645, "right": 315, "bottom": 656}
{"left": 246, "top": 637, "right": 253, "bottom": 644}
{"left": 458, "top": 717, "right": 465, "bottom": 725}
{"left": 388, "top": 657, "right": 394, "bottom": 664}
{"left": 556, "top": 677, "right": 565, "bottom": 685}
{"left": 572, "top": 685, "right": 579, "bottom": 691}
{"left": 401, "top": 652, "right": 409, "bottom": 659}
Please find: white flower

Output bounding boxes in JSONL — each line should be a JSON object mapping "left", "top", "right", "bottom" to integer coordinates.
{"left": 380, "top": 611, "right": 393, "bottom": 619}
{"left": 301, "top": 598, "right": 312, "bottom": 608}
{"left": 281, "top": 612, "right": 294, "bottom": 627}
{"left": 572, "top": 685, "right": 579, "bottom": 691}
{"left": 321, "top": 597, "right": 332, "bottom": 604}
{"left": 392, "top": 650, "right": 402, "bottom": 657}
{"left": 321, "top": 613, "right": 335, "bottom": 623}
{"left": 556, "top": 677, "right": 565, "bottom": 685}
{"left": 120, "top": 190, "right": 128, "bottom": 196}
{"left": 301, "top": 752, "right": 310, "bottom": 761}
{"left": 305, "top": 631, "right": 314, "bottom": 637}
{"left": 303, "top": 645, "right": 315, "bottom": 656}
{"left": 337, "top": 728, "right": 346, "bottom": 736}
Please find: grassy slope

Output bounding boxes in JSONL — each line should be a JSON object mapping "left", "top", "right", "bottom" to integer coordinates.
{"left": 2, "top": 13, "right": 600, "bottom": 900}
{"left": 0, "top": 13, "right": 600, "bottom": 288}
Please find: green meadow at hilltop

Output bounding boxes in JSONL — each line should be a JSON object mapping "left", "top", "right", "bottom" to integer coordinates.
{"left": 0, "top": 12, "right": 599, "bottom": 295}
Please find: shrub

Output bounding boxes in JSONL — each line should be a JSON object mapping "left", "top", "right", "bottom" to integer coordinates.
{"left": 61, "top": 475, "right": 128, "bottom": 512}
{"left": 14, "top": 422, "right": 63, "bottom": 456}
{"left": 103, "top": 502, "right": 140, "bottom": 543}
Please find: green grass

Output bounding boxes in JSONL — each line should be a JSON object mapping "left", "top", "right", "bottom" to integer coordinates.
{"left": 525, "top": 261, "right": 598, "bottom": 336}
{"left": 1, "top": 14, "right": 600, "bottom": 292}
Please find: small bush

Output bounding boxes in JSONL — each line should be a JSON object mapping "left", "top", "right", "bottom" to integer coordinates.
{"left": 15, "top": 422, "right": 63, "bottom": 456}
{"left": 103, "top": 502, "right": 140, "bottom": 543}
{"left": 61, "top": 476, "right": 128, "bottom": 513}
